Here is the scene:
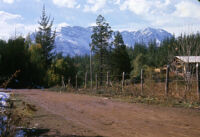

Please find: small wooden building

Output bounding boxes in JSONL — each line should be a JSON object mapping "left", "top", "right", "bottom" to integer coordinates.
{"left": 171, "top": 56, "right": 200, "bottom": 75}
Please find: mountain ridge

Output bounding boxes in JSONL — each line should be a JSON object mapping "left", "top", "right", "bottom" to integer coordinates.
{"left": 52, "top": 26, "right": 172, "bottom": 56}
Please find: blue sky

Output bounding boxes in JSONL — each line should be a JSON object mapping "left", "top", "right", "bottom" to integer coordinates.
{"left": 0, "top": 0, "right": 200, "bottom": 39}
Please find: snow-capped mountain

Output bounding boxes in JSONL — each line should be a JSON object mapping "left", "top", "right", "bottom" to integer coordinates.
{"left": 121, "top": 27, "right": 172, "bottom": 46}
{"left": 55, "top": 26, "right": 92, "bottom": 56}
{"left": 54, "top": 26, "right": 172, "bottom": 56}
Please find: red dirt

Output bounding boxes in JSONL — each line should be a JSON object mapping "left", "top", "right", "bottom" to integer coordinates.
{"left": 13, "top": 89, "right": 200, "bottom": 137}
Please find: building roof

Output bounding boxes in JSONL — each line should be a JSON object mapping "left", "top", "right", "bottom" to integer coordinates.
{"left": 175, "top": 56, "right": 200, "bottom": 63}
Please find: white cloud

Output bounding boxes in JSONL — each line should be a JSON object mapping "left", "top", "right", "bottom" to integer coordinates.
{"left": 120, "top": 0, "right": 151, "bottom": 15}
{"left": 119, "top": 0, "right": 200, "bottom": 18}
{"left": 173, "top": 1, "right": 200, "bottom": 18}
{"left": 76, "top": 4, "right": 81, "bottom": 9}
{"left": 0, "top": 22, "right": 37, "bottom": 40}
{"left": 89, "top": 22, "right": 96, "bottom": 26}
{"left": 52, "top": 0, "right": 77, "bottom": 8}
{"left": 111, "top": 0, "right": 121, "bottom": 5}
{"left": 163, "top": 24, "right": 200, "bottom": 36}
{"left": 0, "top": 0, "right": 200, "bottom": 37}
{"left": 164, "top": 0, "right": 171, "bottom": 5}
{"left": 57, "top": 22, "right": 69, "bottom": 30}
{"left": 2, "top": 0, "right": 14, "bottom": 4}
{"left": 119, "top": 0, "right": 174, "bottom": 15}
{"left": 0, "top": 23, "right": 37, "bottom": 40}
{"left": 0, "top": 11, "right": 36, "bottom": 40}
{"left": 118, "top": 0, "right": 200, "bottom": 35}
{"left": 83, "top": 0, "right": 107, "bottom": 12}
{"left": 0, "top": 11, "right": 21, "bottom": 21}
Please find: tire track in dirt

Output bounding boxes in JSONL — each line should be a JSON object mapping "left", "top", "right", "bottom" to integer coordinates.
{"left": 14, "top": 89, "right": 200, "bottom": 137}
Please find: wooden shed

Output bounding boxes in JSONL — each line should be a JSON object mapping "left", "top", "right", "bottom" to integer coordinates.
{"left": 171, "top": 56, "right": 200, "bottom": 76}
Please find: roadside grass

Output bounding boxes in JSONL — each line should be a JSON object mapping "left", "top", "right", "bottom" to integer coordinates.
{"left": 0, "top": 93, "right": 36, "bottom": 137}
{"left": 47, "top": 85, "right": 200, "bottom": 109}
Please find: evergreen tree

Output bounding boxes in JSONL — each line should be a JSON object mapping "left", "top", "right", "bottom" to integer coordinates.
{"left": 131, "top": 43, "right": 147, "bottom": 60}
{"left": 47, "top": 56, "right": 77, "bottom": 87}
{"left": 147, "top": 40, "right": 157, "bottom": 67}
{"left": 91, "top": 15, "right": 113, "bottom": 85}
{"left": 28, "top": 44, "right": 46, "bottom": 86}
{"left": 111, "top": 32, "right": 131, "bottom": 77}
{"left": 0, "top": 37, "right": 31, "bottom": 88}
{"left": 131, "top": 53, "right": 147, "bottom": 78}
{"left": 36, "top": 5, "right": 56, "bottom": 68}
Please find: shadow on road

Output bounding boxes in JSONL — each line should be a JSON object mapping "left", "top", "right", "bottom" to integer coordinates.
{"left": 19, "top": 128, "right": 103, "bottom": 137}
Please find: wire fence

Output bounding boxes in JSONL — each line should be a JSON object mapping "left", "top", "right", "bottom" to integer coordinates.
{"left": 62, "top": 67, "right": 200, "bottom": 103}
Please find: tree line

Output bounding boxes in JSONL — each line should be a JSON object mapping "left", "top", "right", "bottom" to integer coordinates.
{"left": 0, "top": 8, "right": 200, "bottom": 88}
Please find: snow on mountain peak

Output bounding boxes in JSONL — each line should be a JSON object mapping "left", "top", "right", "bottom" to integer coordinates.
{"left": 53, "top": 26, "right": 172, "bottom": 56}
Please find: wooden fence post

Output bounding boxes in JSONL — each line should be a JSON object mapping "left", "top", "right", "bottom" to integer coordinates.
{"left": 165, "top": 65, "right": 170, "bottom": 97}
{"left": 90, "top": 48, "right": 93, "bottom": 90}
{"left": 85, "top": 72, "right": 87, "bottom": 89}
{"left": 60, "top": 75, "right": 65, "bottom": 93}
{"left": 141, "top": 69, "right": 143, "bottom": 95}
{"left": 68, "top": 78, "right": 71, "bottom": 88}
{"left": 76, "top": 74, "right": 78, "bottom": 89}
{"left": 96, "top": 74, "right": 98, "bottom": 90}
{"left": 62, "top": 76, "right": 65, "bottom": 88}
{"left": 107, "top": 72, "right": 109, "bottom": 87}
{"left": 122, "top": 72, "right": 125, "bottom": 91}
{"left": 196, "top": 63, "right": 200, "bottom": 102}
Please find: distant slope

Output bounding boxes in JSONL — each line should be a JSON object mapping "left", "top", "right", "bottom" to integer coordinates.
{"left": 121, "top": 27, "right": 172, "bottom": 46}
{"left": 55, "top": 26, "right": 92, "bottom": 56}
{"left": 53, "top": 26, "right": 172, "bottom": 56}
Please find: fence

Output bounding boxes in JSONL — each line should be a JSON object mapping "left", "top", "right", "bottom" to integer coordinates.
{"left": 62, "top": 66, "right": 200, "bottom": 103}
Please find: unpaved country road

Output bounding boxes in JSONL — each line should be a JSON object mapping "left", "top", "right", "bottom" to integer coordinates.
{"left": 13, "top": 89, "right": 200, "bottom": 137}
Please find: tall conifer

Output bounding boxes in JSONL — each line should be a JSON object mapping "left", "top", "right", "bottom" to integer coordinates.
{"left": 111, "top": 32, "right": 131, "bottom": 77}
{"left": 91, "top": 15, "right": 112, "bottom": 85}
{"left": 36, "top": 5, "right": 56, "bottom": 68}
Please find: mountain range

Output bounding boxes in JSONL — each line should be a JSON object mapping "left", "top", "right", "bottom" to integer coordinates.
{"left": 52, "top": 26, "right": 172, "bottom": 56}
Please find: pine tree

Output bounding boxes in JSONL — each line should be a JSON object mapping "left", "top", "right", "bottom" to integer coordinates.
{"left": 111, "top": 32, "right": 131, "bottom": 78}
{"left": 147, "top": 40, "right": 157, "bottom": 67}
{"left": 36, "top": 5, "right": 56, "bottom": 68}
{"left": 91, "top": 15, "right": 113, "bottom": 85}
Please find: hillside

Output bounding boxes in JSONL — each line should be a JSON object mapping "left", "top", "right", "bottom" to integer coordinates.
{"left": 54, "top": 26, "right": 172, "bottom": 56}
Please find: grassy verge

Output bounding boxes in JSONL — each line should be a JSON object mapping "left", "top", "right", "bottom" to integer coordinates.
{"left": 0, "top": 93, "right": 36, "bottom": 137}
{"left": 47, "top": 86, "right": 200, "bottom": 109}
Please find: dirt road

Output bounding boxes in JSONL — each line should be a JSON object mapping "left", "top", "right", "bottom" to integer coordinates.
{"left": 13, "top": 89, "right": 200, "bottom": 137}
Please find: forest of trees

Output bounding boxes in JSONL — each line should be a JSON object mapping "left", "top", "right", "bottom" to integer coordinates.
{"left": 0, "top": 8, "right": 200, "bottom": 88}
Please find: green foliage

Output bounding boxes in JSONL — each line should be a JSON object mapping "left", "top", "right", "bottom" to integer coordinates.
{"left": 47, "top": 56, "right": 77, "bottom": 87}
{"left": 28, "top": 44, "right": 46, "bottom": 86}
{"left": 131, "top": 53, "right": 147, "bottom": 77}
{"left": 0, "top": 37, "right": 31, "bottom": 88}
{"left": 174, "top": 34, "right": 200, "bottom": 56}
{"left": 111, "top": 32, "right": 131, "bottom": 77}
{"left": 91, "top": 15, "right": 113, "bottom": 85}
{"left": 156, "top": 37, "right": 175, "bottom": 66}
{"left": 73, "top": 55, "right": 90, "bottom": 86}
{"left": 146, "top": 41, "right": 158, "bottom": 67}
{"left": 36, "top": 5, "right": 56, "bottom": 68}
{"left": 2, "top": 13, "right": 200, "bottom": 90}
{"left": 130, "top": 43, "right": 147, "bottom": 61}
